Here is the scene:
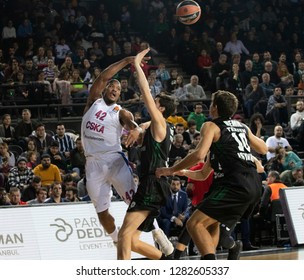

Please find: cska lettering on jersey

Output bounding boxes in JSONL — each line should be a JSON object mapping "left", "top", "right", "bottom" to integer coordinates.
{"left": 86, "top": 121, "right": 105, "bottom": 134}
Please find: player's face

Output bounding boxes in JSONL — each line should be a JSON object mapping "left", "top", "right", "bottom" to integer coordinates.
{"left": 104, "top": 81, "right": 121, "bottom": 104}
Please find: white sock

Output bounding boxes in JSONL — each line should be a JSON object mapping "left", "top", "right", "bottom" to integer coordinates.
{"left": 152, "top": 219, "right": 160, "bottom": 231}
{"left": 108, "top": 228, "right": 118, "bottom": 242}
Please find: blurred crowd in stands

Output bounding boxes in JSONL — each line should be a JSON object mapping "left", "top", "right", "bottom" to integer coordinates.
{"left": 1, "top": 0, "right": 304, "bottom": 253}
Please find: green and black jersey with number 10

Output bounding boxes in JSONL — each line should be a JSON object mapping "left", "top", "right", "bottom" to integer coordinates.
{"left": 210, "top": 117, "right": 256, "bottom": 174}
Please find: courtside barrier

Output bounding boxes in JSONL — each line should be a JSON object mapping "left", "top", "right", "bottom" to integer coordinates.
{"left": 0, "top": 201, "right": 153, "bottom": 260}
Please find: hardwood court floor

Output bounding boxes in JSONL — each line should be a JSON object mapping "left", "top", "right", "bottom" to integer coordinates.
{"left": 186, "top": 246, "right": 304, "bottom": 260}
{"left": 239, "top": 247, "right": 304, "bottom": 260}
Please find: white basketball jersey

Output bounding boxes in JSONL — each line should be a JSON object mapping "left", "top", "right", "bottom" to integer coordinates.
{"left": 81, "top": 98, "right": 123, "bottom": 157}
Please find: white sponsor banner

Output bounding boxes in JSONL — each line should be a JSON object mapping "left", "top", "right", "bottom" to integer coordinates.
{"left": 280, "top": 187, "right": 304, "bottom": 246}
{"left": 0, "top": 202, "right": 154, "bottom": 260}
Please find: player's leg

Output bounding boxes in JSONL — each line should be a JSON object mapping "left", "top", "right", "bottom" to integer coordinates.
{"left": 117, "top": 210, "right": 152, "bottom": 260}
{"left": 112, "top": 155, "right": 174, "bottom": 255}
{"left": 86, "top": 158, "right": 117, "bottom": 241}
{"left": 187, "top": 209, "right": 219, "bottom": 260}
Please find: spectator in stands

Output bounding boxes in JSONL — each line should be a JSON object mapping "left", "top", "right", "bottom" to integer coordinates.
{"left": 274, "top": 146, "right": 302, "bottom": 172}
{"left": 3, "top": 57, "right": 23, "bottom": 82}
{"left": 265, "top": 125, "right": 292, "bottom": 162}
{"left": 155, "top": 62, "right": 170, "bottom": 89}
{"left": 33, "top": 153, "right": 61, "bottom": 188}
{"left": 293, "top": 60, "right": 304, "bottom": 86}
{"left": 166, "top": 68, "right": 179, "bottom": 93}
{"left": 227, "top": 63, "right": 243, "bottom": 103}
{"left": 243, "top": 76, "right": 267, "bottom": 119}
{"left": 290, "top": 100, "right": 304, "bottom": 138}
{"left": 0, "top": 154, "right": 13, "bottom": 190}
{"left": 259, "top": 73, "right": 276, "bottom": 98}
{"left": 240, "top": 59, "right": 255, "bottom": 89}
{"left": 167, "top": 110, "right": 188, "bottom": 130}
{"left": 55, "top": 37, "right": 71, "bottom": 66}
{"left": 27, "top": 71, "right": 53, "bottom": 106}
{"left": 60, "top": 56, "right": 75, "bottom": 76}
{"left": 52, "top": 123, "right": 75, "bottom": 160}
{"left": 70, "top": 137, "right": 85, "bottom": 178}
{"left": 26, "top": 151, "right": 38, "bottom": 169}
{"left": 297, "top": 73, "right": 304, "bottom": 91}
{"left": 280, "top": 165, "right": 304, "bottom": 187}
{"left": 23, "top": 58, "right": 38, "bottom": 83}
{"left": 249, "top": 113, "right": 267, "bottom": 141}
{"left": 168, "top": 134, "right": 188, "bottom": 167}
{"left": 0, "top": 114, "right": 16, "bottom": 145}
{"left": 211, "top": 53, "right": 230, "bottom": 91}
{"left": 224, "top": 32, "right": 250, "bottom": 57}
{"left": 185, "top": 75, "right": 207, "bottom": 101}
{"left": 210, "top": 41, "right": 224, "bottom": 63}
{"left": 88, "top": 41, "right": 104, "bottom": 62}
{"left": 0, "top": 142, "right": 15, "bottom": 167}
{"left": 16, "top": 18, "right": 33, "bottom": 38}
{"left": 171, "top": 75, "right": 188, "bottom": 101}
{"left": 65, "top": 186, "right": 80, "bottom": 202}
{"left": 22, "top": 175, "right": 42, "bottom": 202}
{"left": 29, "top": 123, "right": 53, "bottom": 154}
{"left": 187, "top": 103, "right": 207, "bottom": 131}
{"left": 252, "top": 52, "right": 264, "bottom": 79}
{"left": 263, "top": 61, "right": 280, "bottom": 85}
{"left": 53, "top": 69, "right": 74, "bottom": 116}
{"left": 147, "top": 73, "right": 162, "bottom": 98}
{"left": 7, "top": 156, "right": 33, "bottom": 192}
{"left": 9, "top": 187, "right": 27, "bottom": 205}
{"left": 27, "top": 187, "right": 48, "bottom": 204}
{"left": 157, "top": 176, "right": 189, "bottom": 237}
{"left": 42, "top": 59, "right": 59, "bottom": 83}
{"left": 78, "top": 58, "right": 92, "bottom": 82}
{"left": 119, "top": 77, "right": 140, "bottom": 113}
{"left": 46, "top": 140, "right": 68, "bottom": 176}
{"left": 20, "top": 139, "right": 39, "bottom": 162}
{"left": 0, "top": 188, "right": 11, "bottom": 205}
{"left": 70, "top": 68, "right": 89, "bottom": 103}
{"left": 32, "top": 47, "right": 48, "bottom": 70}
{"left": 88, "top": 67, "right": 101, "bottom": 91}
{"left": 14, "top": 109, "right": 38, "bottom": 150}
{"left": 1, "top": 19, "right": 16, "bottom": 43}
{"left": 266, "top": 85, "right": 288, "bottom": 126}
{"left": 262, "top": 51, "right": 278, "bottom": 71}
{"left": 256, "top": 170, "right": 287, "bottom": 221}
{"left": 183, "top": 119, "right": 200, "bottom": 147}
{"left": 44, "top": 181, "right": 69, "bottom": 203}
{"left": 177, "top": 32, "right": 196, "bottom": 75}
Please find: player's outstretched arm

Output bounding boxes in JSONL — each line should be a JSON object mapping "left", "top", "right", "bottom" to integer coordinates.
{"left": 156, "top": 122, "right": 216, "bottom": 177}
{"left": 134, "top": 48, "right": 166, "bottom": 142}
{"left": 174, "top": 153, "right": 213, "bottom": 181}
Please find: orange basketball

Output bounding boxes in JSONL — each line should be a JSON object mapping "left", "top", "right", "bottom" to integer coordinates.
{"left": 176, "top": 0, "right": 201, "bottom": 25}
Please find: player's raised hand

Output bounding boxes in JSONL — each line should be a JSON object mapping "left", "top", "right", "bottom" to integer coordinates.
{"left": 135, "top": 48, "right": 150, "bottom": 65}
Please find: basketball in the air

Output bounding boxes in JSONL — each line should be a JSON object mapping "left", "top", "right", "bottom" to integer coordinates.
{"left": 176, "top": 0, "right": 201, "bottom": 25}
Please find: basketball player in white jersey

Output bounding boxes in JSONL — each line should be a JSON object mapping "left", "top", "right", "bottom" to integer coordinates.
{"left": 81, "top": 55, "right": 173, "bottom": 255}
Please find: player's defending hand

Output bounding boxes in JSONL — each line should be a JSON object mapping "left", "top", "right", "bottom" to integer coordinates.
{"left": 173, "top": 169, "right": 188, "bottom": 177}
{"left": 155, "top": 166, "right": 174, "bottom": 178}
{"left": 125, "top": 127, "right": 142, "bottom": 148}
